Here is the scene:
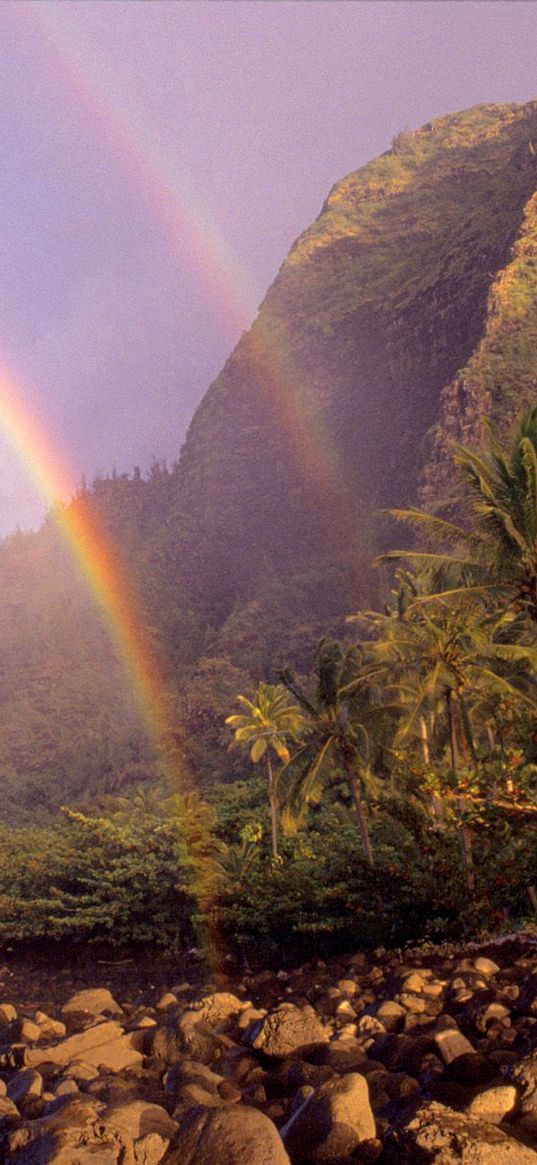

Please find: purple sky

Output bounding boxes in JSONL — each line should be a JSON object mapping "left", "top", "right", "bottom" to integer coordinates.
{"left": 1, "top": 0, "right": 537, "bottom": 534}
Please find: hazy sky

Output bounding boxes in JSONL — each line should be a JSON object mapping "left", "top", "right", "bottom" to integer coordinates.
{"left": 1, "top": 0, "right": 537, "bottom": 534}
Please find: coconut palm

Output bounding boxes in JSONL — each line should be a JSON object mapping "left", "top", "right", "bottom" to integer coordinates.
{"left": 225, "top": 683, "right": 304, "bottom": 859}
{"left": 279, "top": 638, "right": 383, "bottom": 867}
{"left": 351, "top": 571, "right": 537, "bottom": 887}
{"left": 381, "top": 407, "right": 537, "bottom": 624}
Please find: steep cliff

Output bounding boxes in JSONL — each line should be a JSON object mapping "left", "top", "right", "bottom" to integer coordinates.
{"left": 170, "top": 101, "right": 537, "bottom": 634}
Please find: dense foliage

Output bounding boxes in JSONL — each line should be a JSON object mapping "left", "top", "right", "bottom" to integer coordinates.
{"left": 4, "top": 102, "right": 537, "bottom": 963}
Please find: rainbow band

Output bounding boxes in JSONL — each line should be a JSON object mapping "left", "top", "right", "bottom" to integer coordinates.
{"left": 0, "top": 366, "right": 189, "bottom": 793}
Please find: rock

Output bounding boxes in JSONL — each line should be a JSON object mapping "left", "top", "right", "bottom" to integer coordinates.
{"left": 7, "top": 1069, "right": 43, "bottom": 1106}
{"left": 0, "top": 1003, "right": 17, "bottom": 1025}
{"left": 281, "top": 1072, "right": 376, "bottom": 1163}
{"left": 155, "top": 993, "right": 178, "bottom": 1012}
{"left": 386, "top": 1100, "right": 537, "bottom": 1163}
{"left": 474, "top": 958, "right": 501, "bottom": 977}
{"left": 376, "top": 1002, "right": 406, "bottom": 1033}
{"left": 167, "top": 1105, "right": 290, "bottom": 1165}
{"left": 62, "top": 1059, "right": 100, "bottom": 1081}
{"left": 4, "top": 1095, "right": 107, "bottom": 1163}
{"left": 55, "top": 1078, "right": 80, "bottom": 1097}
{"left": 466, "top": 1084, "right": 517, "bottom": 1124}
{"left": 19, "top": 1020, "right": 41, "bottom": 1043}
{"left": 434, "top": 1026, "right": 476, "bottom": 1064}
{"left": 337, "top": 979, "right": 358, "bottom": 998}
{"left": 0, "top": 1095, "right": 21, "bottom": 1132}
{"left": 246, "top": 1003, "right": 329, "bottom": 1059}
{"left": 192, "top": 992, "right": 249, "bottom": 1028}
{"left": 34, "top": 1013, "right": 67, "bottom": 1040}
{"left": 152, "top": 1013, "right": 221, "bottom": 1066}
{"left": 104, "top": 1099, "right": 178, "bottom": 1162}
{"left": 61, "top": 988, "right": 123, "bottom": 1020}
{"left": 25, "top": 1020, "right": 143, "bottom": 1072}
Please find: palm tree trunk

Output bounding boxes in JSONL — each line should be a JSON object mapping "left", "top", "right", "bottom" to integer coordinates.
{"left": 341, "top": 746, "right": 374, "bottom": 867}
{"left": 421, "top": 716, "right": 444, "bottom": 822}
{"left": 446, "top": 690, "right": 475, "bottom": 893}
{"left": 266, "top": 754, "right": 279, "bottom": 860}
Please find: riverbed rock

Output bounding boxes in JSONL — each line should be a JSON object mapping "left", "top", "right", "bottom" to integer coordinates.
{"left": 385, "top": 1100, "right": 537, "bottom": 1163}
{"left": 281, "top": 1072, "right": 376, "bottom": 1163}
{"left": 246, "top": 1003, "right": 329, "bottom": 1059}
{"left": 167, "top": 1104, "right": 291, "bottom": 1165}
{"left": 25, "top": 1020, "right": 143, "bottom": 1072}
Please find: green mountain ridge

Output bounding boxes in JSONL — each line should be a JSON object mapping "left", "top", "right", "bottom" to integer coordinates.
{"left": 3, "top": 99, "right": 537, "bottom": 815}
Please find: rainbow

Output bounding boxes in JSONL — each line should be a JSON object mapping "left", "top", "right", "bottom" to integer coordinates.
{"left": 0, "top": 363, "right": 189, "bottom": 794}
{"left": 10, "top": 2, "right": 349, "bottom": 505}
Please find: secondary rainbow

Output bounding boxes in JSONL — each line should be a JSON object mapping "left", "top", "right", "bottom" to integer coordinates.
{"left": 11, "top": 1, "right": 347, "bottom": 501}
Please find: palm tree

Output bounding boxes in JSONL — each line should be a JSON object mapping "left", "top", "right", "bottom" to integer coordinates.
{"left": 280, "top": 639, "right": 381, "bottom": 867}
{"left": 225, "top": 683, "right": 304, "bottom": 859}
{"left": 381, "top": 407, "right": 537, "bottom": 624}
{"left": 351, "top": 572, "right": 537, "bottom": 887}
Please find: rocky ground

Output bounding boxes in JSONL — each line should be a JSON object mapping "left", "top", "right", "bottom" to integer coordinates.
{"left": 4, "top": 935, "right": 537, "bottom": 1162}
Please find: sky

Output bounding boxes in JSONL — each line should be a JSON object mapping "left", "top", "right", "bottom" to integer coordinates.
{"left": 1, "top": 0, "right": 537, "bottom": 535}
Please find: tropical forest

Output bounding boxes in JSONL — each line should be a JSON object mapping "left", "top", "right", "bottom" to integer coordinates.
{"left": 5, "top": 91, "right": 537, "bottom": 1163}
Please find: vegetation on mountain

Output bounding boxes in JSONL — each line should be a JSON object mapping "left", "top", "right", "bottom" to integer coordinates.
{"left": 4, "top": 102, "right": 537, "bottom": 965}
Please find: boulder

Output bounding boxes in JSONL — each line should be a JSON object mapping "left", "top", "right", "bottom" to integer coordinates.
{"left": 466, "top": 1084, "right": 517, "bottom": 1124}
{"left": 7, "top": 1069, "right": 43, "bottom": 1107}
{"left": 434, "top": 1027, "right": 476, "bottom": 1065}
{"left": 191, "top": 993, "right": 249, "bottom": 1028}
{"left": 152, "top": 1014, "right": 220, "bottom": 1066}
{"left": 246, "top": 1004, "right": 328, "bottom": 1059}
{"left": 386, "top": 1100, "right": 537, "bottom": 1163}
{"left": 61, "top": 989, "right": 123, "bottom": 1021}
{"left": 281, "top": 1072, "right": 376, "bottom": 1163}
{"left": 25, "top": 1020, "right": 143, "bottom": 1072}
{"left": 166, "top": 1104, "right": 290, "bottom": 1165}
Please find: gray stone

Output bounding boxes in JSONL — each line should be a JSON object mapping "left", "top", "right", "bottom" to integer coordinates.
{"left": 281, "top": 1072, "right": 376, "bottom": 1163}
{"left": 434, "top": 1027, "right": 475, "bottom": 1065}
{"left": 8, "top": 1069, "right": 43, "bottom": 1106}
{"left": 61, "top": 988, "right": 123, "bottom": 1020}
{"left": 386, "top": 1101, "right": 537, "bottom": 1163}
{"left": 466, "top": 1085, "right": 517, "bottom": 1124}
{"left": 246, "top": 1003, "right": 328, "bottom": 1059}
{"left": 25, "top": 1020, "right": 143, "bottom": 1072}
{"left": 167, "top": 1105, "right": 290, "bottom": 1165}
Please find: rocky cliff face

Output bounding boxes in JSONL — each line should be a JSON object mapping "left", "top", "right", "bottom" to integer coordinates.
{"left": 170, "top": 100, "right": 537, "bottom": 634}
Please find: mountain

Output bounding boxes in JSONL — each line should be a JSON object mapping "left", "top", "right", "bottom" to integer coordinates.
{"left": 3, "top": 99, "right": 537, "bottom": 814}
{"left": 167, "top": 100, "right": 537, "bottom": 628}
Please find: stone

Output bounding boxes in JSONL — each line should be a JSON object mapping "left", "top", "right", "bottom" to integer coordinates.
{"left": 466, "top": 1084, "right": 517, "bottom": 1124}
{"left": 104, "top": 1099, "right": 178, "bottom": 1144}
{"left": 25, "top": 1020, "right": 143, "bottom": 1072}
{"left": 191, "top": 992, "right": 249, "bottom": 1027}
{"left": 246, "top": 1003, "right": 329, "bottom": 1059}
{"left": 61, "top": 988, "right": 123, "bottom": 1019}
{"left": 155, "top": 993, "right": 178, "bottom": 1011}
{"left": 474, "top": 958, "right": 501, "bottom": 977}
{"left": 376, "top": 1001, "right": 406, "bottom": 1032}
{"left": 320, "top": 1036, "right": 368, "bottom": 1072}
{"left": 337, "top": 979, "right": 358, "bottom": 997}
{"left": 167, "top": 1104, "right": 290, "bottom": 1165}
{"left": 0, "top": 1003, "right": 17, "bottom": 1024}
{"left": 434, "top": 1026, "right": 476, "bottom": 1065}
{"left": 34, "top": 1013, "right": 67, "bottom": 1040}
{"left": 152, "top": 1014, "right": 220, "bottom": 1066}
{"left": 19, "top": 1019, "right": 42, "bottom": 1043}
{"left": 386, "top": 1100, "right": 537, "bottom": 1163}
{"left": 8, "top": 1068, "right": 43, "bottom": 1106}
{"left": 63, "top": 1059, "right": 100, "bottom": 1081}
{"left": 55, "top": 1078, "right": 80, "bottom": 1097}
{"left": 281, "top": 1072, "right": 376, "bottom": 1163}
{"left": 0, "top": 1095, "right": 21, "bottom": 1132}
